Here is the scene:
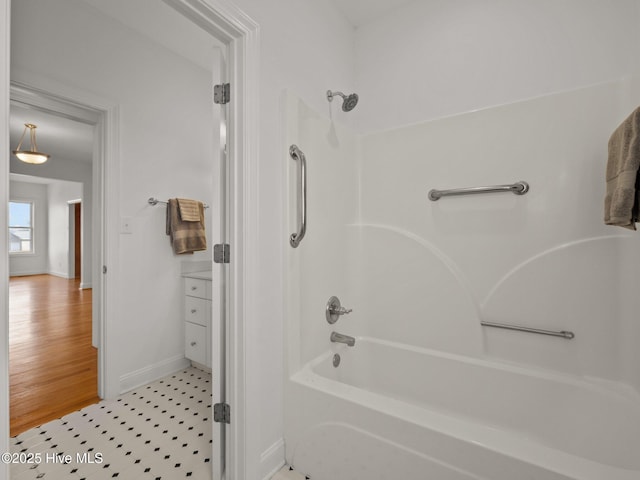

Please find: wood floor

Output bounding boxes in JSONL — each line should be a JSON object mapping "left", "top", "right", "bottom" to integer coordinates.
{"left": 9, "top": 274, "right": 99, "bottom": 436}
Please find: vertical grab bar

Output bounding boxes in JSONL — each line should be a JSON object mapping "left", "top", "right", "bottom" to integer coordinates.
{"left": 290, "top": 145, "right": 307, "bottom": 248}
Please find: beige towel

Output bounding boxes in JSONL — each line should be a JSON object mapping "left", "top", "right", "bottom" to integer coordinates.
{"left": 177, "top": 198, "right": 201, "bottom": 222}
{"left": 605, "top": 106, "right": 640, "bottom": 230}
{"left": 166, "top": 198, "right": 207, "bottom": 254}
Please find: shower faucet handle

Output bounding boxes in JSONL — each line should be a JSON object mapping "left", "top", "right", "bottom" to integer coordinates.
{"left": 326, "top": 296, "right": 352, "bottom": 324}
{"left": 330, "top": 305, "right": 352, "bottom": 316}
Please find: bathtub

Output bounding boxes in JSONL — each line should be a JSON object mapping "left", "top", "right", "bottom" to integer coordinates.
{"left": 285, "top": 337, "right": 640, "bottom": 480}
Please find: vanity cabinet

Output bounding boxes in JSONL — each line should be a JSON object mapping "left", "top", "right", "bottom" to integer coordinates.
{"left": 183, "top": 272, "right": 212, "bottom": 368}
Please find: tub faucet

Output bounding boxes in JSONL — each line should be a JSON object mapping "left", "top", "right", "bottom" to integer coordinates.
{"left": 330, "top": 331, "right": 356, "bottom": 347}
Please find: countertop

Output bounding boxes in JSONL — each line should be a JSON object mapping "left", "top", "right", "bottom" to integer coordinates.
{"left": 182, "top": 270, "right": 212, "bottom": 280}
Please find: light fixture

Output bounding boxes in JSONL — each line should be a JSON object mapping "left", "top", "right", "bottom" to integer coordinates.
{"left": 13, "top": 123, "right": 50, "bottom": 164}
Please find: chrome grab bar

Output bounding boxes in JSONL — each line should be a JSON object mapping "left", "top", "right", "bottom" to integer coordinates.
{"left": 428, "top": 181, "right": 529, "bottom": 201}
{"left": 481, "top": 321, "right": 574, "bottom": 339}
{"left": 290, "top": 144, "right": 307, "bottom": 248}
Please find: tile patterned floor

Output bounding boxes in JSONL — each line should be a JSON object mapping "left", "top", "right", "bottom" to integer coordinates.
{"left": 9, "top": 367, "right": 213, "bottom": 480}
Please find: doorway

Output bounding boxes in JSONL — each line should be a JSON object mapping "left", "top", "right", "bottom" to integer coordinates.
{"left": 72, "top": 202, "right": 81, "bottom": 279}
{"left": 8, "top": 91, "right": 101, "bottom": 437}
{"left": 1, "top": 1, "right": 259, "bottom": 479}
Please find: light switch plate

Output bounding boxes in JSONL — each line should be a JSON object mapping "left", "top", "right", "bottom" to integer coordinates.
{"left": 120, "top": 216, "right": 133, "bottom": 234}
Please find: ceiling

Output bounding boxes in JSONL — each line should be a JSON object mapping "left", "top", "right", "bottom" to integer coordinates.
{"left": 9, "top": 0, "right": 219, "bottom": 175}
{"left": 331, "top": 0, "right": 416, "bottom": 27}
{"left": 10, "top": 104, "right": 95, "bottom": 165}
{"left": 8, "top": 0, "right": 413, "bottom": 172}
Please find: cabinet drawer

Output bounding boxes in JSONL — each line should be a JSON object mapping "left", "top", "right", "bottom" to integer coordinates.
{"left": 184, "top": 277, "right": 211, "bottom": 299}
{"left": 185, "top": 322, "right": 207, "bottom": 365}
{"left": 185, "top": 296, "right": 211, "bottom": 328}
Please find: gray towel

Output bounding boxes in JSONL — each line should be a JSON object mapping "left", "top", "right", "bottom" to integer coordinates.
{"left": 166, "top": 198, "right": 207, "bottom": 254}
{"left": 605, "top": 106, "right": 640, "bottom": 230}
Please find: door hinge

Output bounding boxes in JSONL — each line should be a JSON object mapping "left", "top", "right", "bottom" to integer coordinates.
{"left": 214, "top": 243, "right": 230, "bottom": 264}
{"left": 214, "top": 403, "right": 231, "bottom": 424}
{"left": 214, "top": 83, "right": 230, "bottom": 104}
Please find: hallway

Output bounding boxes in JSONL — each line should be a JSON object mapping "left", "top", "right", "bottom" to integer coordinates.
{"left": 9, "top": 275, "right": 99, "bottom": 436}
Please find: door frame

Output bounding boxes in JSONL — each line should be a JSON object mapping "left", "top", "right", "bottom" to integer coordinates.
{"left": 161, "top": 2, "right": 261, "bottom": 478}
{"left": 69, "top": 201, "right": 81, "bottom": 280}
{"left": 9, "top": 80, "right": 115, "bottom": 398}
{"left": 0, "top": 1, "right": 260, "bottom": 479}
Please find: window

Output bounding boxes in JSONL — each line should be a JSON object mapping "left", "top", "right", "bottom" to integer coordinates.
{"left": 9, "top": 201, "right": 34, "bottom": 254}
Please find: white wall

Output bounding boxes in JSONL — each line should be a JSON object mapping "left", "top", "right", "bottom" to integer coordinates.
{"left": 358, "top": 79, "right": 640, "bottom": 387}
{"left": 9, "top": 178, "right": 84, "bottom": 279}
{"left": 11, "top": 157, "right": 93, "bottom": 286}
{"left": 345, "top": 0, "right": 640, "bottom": 389}
{"left": 354, "top": 0, "right": 640, "bottom": 133}
{"left": 8, "top": 180, "right": 47, "bottom": 276}
{"left": 47, "top": 180, "right": 82, "bottom": 279}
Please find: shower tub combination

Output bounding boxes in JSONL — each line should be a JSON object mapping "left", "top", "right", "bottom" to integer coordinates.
{"left": 284, "top": 82, "right": 640, "bottom": 480}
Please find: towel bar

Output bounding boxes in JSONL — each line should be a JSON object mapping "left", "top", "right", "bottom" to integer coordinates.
{"left": 148, "top": 197, "right": 209, "bottom": 209}
{"left": 428, "top": 181, "right": 529, "bottom": 201}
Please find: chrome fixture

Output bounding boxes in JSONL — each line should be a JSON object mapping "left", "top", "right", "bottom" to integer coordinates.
{"left": 330, "top": 331, "right": 356, "bottom": 347}
{"left": 428, "top": 181, "right": 529, "bottom": 201}
{"left": 326, "top": 90, "right": 359, "bottom": 112}
{"left": 333, "top": 354, "right": 341, "bottom": 368}
{"left": 13, "top": 123, "right": 50, "bottom": 164}
{"left": 326, "top": 296, "right": 352, "bottom": 324}
{"left": 148, "top": 197, "right": 209, "bottom": 208}
{"left": 289, "top": 145, "right": 307, "bottom": 248}
{"left": 481, "top": 321, "right": 574, "bottom": 339}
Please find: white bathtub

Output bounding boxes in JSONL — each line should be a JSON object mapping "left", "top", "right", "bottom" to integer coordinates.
{"left": 286, "top": 337, "right": 640, "bottom": 480}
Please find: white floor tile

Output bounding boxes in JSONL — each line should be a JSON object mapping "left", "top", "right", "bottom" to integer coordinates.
{"left": 10, "top": 366, "right": 213, "bottom": 480}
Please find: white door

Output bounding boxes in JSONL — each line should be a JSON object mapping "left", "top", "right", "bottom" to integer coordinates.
{"left": 210, "top": 45, "right": 229, "bottom": 480}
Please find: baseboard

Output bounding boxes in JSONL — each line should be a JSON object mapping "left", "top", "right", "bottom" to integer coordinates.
{"left": 79, "top": 281, "right": 92, "bottom": 289}
{"left": 261, "top": 438, "right": 286, "bottom": 480}
{"left": 49, "top": 270, "right": 73, "bottom": 279}
{"left": 119, "top": 355, "right": 191, "bottom": 394}
{"left": 9, "top": 270, "right": 47, "bottom": 277}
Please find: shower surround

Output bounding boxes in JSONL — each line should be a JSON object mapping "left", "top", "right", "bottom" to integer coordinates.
{"left": 283, "top": 78, "right": 640, "bottom": 479}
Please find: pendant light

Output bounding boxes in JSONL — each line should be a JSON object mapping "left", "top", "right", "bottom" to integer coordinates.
{"left": 13, "top": 123, "right": 50, "bottom": 164}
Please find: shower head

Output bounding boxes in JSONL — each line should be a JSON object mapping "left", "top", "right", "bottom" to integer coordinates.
{"left": 327, "top": 90, "right": 359, "bottom": 112}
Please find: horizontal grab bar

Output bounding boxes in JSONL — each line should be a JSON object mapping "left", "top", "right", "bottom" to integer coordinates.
{"left": 481, "top": 321, "right": 574, "bottom": 339}
{"left": 428, "top": 181, "right": 529, "bottom": 201}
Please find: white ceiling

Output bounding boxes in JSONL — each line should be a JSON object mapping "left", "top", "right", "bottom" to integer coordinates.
{"left": 10, "top": 104, "right": 95, "bottom": 165}
{"left": 8, "top": 0, "right": 411, "bottom": 171}
{"left": 330, "top": 0, "right": 416, "bottom": 27}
